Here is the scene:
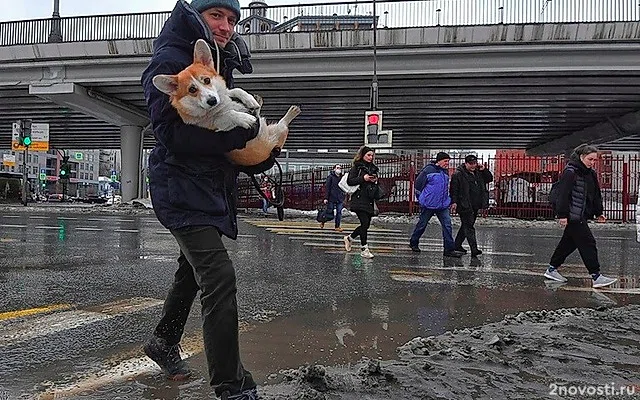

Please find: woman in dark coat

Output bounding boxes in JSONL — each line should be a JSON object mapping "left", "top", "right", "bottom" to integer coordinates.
{"left": 544, "top": 144, "right": 617, "bottom": 288}
{"left": 343, "top": 146, "right": 380, "bottom": 258}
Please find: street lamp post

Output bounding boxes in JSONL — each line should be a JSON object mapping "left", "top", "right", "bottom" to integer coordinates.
{"left": 48, "top": 0, "right": 63, "bottom": 43}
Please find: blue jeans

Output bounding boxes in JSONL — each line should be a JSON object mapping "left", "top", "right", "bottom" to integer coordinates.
{"left": 326, "top": 201, "right": 344, "bottom": 227}
{"left": 409, "top": 207, "right": 455, "bottom": 251}
{"left": 262, "top": 198, "right": 269, "bottom": 213}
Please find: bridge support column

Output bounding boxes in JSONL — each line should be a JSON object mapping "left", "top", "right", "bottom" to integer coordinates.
{"left": 120, "top": 125, "right": 143, "bottom": 202}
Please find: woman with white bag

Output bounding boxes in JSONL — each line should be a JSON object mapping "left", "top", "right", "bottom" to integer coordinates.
{"left": 343, "top": 146, "right": 380, "bottom": 259}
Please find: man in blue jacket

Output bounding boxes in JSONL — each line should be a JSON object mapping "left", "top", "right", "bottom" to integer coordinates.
{"left": 322, "top": 164, "right": 346, "bottom": 231}
{"left": 409, "top": 152, "right": 461, "bottom": 257}
{"left": 141, "top": 1, "right": 267, "bottom": 399}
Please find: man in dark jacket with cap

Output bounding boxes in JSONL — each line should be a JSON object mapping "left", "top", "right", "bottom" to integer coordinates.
{"left": 141, "top": 1, "right": 266, "bottom": 399}
{"left": 450, "top": 154, "right": 493, "bottom": 258}
{"left": 322, "top": 164, "right": 346, "bottom": 230}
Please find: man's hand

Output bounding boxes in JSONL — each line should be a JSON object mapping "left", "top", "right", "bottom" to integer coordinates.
{"left": 323, "top": 199, "right": 328, "bottom": 204}
{"left": 559, "top": 218, "right": 568, "bottom": 227}
{"left": 478, "top": 163, "right": 485, "bottom": 170}
{"left": 450, "top": 203, "right": 457, "bottom": 214}
{"left": 596, "top": 215, "right": 607, "bottom": 223}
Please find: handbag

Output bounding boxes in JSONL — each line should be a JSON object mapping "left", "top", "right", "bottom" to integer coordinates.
{"left": 316, "top": 206, "right": 335, "bottom": 223}
{"left": 338, "top": 172, "right": 359, "bottom": 194}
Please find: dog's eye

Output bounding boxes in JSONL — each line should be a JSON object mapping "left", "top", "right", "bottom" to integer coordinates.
{"left": 203, "top": 77, "right": 211, "bottom": 85}
{"left": 188, "top": 86, "right": 197, "bottom": 94}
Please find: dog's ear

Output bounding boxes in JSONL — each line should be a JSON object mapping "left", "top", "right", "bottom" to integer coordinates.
{"left": 194, "top": 39, "right": 215, "bottom": 70}
{"left": 153, "top": 75, "right": 179, "bottom": 96}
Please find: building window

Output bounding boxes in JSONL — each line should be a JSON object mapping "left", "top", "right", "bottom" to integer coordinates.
{"left": 90, "top": 164, "right": 93, "bottom": 171}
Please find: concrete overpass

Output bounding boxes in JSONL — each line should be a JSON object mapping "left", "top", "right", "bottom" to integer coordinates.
{"left": 2, "top": 15, "right": 640, "bottom": 199}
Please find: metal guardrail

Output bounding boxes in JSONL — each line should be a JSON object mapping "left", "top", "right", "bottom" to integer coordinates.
{"left": 0, "top": 0, "right": 638, "bottom": 46}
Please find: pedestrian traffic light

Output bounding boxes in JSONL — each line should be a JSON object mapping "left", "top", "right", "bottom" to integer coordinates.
{"left": 365, "top": 111, "right": 382, "bottom": 144}
{"left": 19, "top": 119, "right": 32, "bottom": 147}
{"left": 364, "top": 111, "right": 392, "bottom": 147}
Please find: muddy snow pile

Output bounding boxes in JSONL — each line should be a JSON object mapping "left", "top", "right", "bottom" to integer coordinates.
{"left": 260, "top": 305, "right": 640, "bottom": 399}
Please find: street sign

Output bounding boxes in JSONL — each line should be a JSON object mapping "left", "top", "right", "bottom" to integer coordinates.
{"left": 11, "top": 122, "right": 50, "bottom": 151}
{"left": 74, "top": 152, "right": 83, "bottom": 160}
{"left": 2, "top": 154, "right": 16, "bottom": 167}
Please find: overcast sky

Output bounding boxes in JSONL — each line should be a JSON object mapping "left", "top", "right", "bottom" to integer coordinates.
{"left": 0, "top": 0, "right": 349, "bottom": 22}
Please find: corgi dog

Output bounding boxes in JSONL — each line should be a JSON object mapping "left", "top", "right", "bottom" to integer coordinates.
{"left": 153, "top": 38, "right": 301, "bottom": 167}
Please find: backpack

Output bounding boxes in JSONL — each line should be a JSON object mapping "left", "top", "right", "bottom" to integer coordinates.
{"left": 338, "top": 172, "right": 359, "bottom": 194}
{"left": 549, "top": 165, "right": 576, "bottom": 212}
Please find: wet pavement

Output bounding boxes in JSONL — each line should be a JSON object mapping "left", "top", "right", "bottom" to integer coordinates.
{"left": 0, "top": 208, "right": 638, "bottom": 399}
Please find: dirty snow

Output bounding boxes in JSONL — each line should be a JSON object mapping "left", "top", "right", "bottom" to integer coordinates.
{"left": 260, "top": 305, "right": 640, "bottom": 399}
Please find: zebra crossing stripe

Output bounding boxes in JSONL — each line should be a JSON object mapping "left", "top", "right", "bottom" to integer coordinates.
{"left": 0, "top": 304, "right": 72, "bottom": 321}
{"left": 0, "top": 297, "right": 163, "bottom": 347}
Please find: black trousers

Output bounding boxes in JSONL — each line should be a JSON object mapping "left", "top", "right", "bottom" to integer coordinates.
{"left": 454, "top": 210, "right": 479, "bottom": 254}
{"left": 550, "top": 221, "right": 601, "bottom": 275}
{"left": 350, "top": 210, "right": 372, "bottom": 246}
{"left": 154, "top": 226, "right": 255, "bottom": 395}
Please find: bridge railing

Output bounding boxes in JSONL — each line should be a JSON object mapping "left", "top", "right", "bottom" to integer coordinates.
{"left": 1, "top": 0, "right": 638, "bottom": 46}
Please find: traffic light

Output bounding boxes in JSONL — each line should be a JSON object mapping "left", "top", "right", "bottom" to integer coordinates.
{"left": 19, "top": 119, "right": 32, "bottom": 147}
{"left": 365, "top": 111, "right": 382, "bottom": 144}
{"left": 59, "top": 156, "right": 71, "bottom": 181}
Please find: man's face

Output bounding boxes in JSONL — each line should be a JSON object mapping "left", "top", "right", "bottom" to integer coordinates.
{"left": 334, "top": 166, "right": 342, "bottom": 175}
{"left": 201, "top": 7, "right": 237, "bottom": 47}
{"left": 436, "top": 159, "right": 449, "bottom": 169}
{"left": 465, "top": 161, "right": 478, "bottom": 171}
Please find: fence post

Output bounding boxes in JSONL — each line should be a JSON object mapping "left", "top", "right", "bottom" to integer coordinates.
{"left": 622, "top": 162, "right": 629, "bottom": 223}
{"left": 408, "top": 158, "right": 415, "bottom": 216}
{"left": 311, "top": 171, "right": 315, "bottom": 211}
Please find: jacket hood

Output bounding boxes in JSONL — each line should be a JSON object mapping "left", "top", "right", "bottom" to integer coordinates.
{"left": 154, "top": 1, "right": 213, "bottom": 54}
{"left": 430, "top": 161, "right": 448, "bottom": 173}
{"left": 154, "top": 1, "right": 252, "bottom": 74}
{"left": 567, "top": 158, "right": 591, "bottom": 174}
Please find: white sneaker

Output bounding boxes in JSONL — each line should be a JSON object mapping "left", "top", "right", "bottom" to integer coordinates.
{"left": 344, "top": 235, "right": 353, "bottom": 252}
{"left": 592, "top": 274, "right": 617, "bottom": 288}
{"left": 361, "top": 246, "right": 374, "bottom": 259}
{"left": 544, "top": 267, "right": 568, "bottom": 282}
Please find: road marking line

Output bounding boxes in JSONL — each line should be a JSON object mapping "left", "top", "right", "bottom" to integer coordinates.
{"left": 237, "top": 234, "right": 257, "bottom": 238}
{"left": 0, "top": 224, "right": 27, "bottom": 228}
{"left": 75, "top": 227, "right": 103, "bottom": 231}
{"left": 2, "top": 215, "right": 19, "bottom": 218}
{"left": 57, "top": 217, "right": 78, "bottom": 220}
{"left": 37, "top": 340, "right": 202, "bottom": 400}
{"left": 0, "top": 304, "right": 72, "bottom": 321}
{"left": 36, "top": 312, "right": 271, "bottom": 399}
{"left": 154, "top": 230, "right": 172, "bottom": 234}
{"left": 35, "top": 226, "right": 63, "bottom": 229}
{"left": 0, "top": 297, "right": 163, "bottom": 347}
{"left": 113, "top": 229, "right": 139, "bottom": 233}
{"left": 29, "top": 216, "right": 48, "bottom": 219}
{"left": 86, "top": 218, "right": 111, "bottom": 222}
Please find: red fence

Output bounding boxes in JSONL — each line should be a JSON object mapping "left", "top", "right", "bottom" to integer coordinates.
{"left": 238, "top": 154, "right": 639, "bottom": 221}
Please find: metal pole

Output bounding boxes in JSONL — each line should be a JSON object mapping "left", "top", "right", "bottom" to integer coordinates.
{"left": 370, "top": 0, "right": 378, "bottom": 110}
{"left": 48, "top": 0, "right": 63, "bottom": 43}
{"left": 22, "top": 148, "right": 28, "bottom": 206}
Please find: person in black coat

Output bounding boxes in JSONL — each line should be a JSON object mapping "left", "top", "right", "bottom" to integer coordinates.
{"left": 322, "top": 164, "right": 347, "bottom": 230}
{"left": 141, "top": 1, "right": 266, "bottom": 398}
{"left": 450, "top": 154, "right": 493, "bottom": 258}
{"left": 543, "top": 144, "right": 617, "bottom": 288}
{"left": 343, "top": 146, "right": 380, "bottom": 259}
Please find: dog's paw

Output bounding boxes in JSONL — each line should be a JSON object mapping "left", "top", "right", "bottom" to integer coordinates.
{"left": 244, "top": 96, "right": 261, "bottom": 111}
{"left": 253, "top": 94, "right": 264, "bottom": 108}
{"left": 236, "top": 113, "right": 257, "bottom": 129}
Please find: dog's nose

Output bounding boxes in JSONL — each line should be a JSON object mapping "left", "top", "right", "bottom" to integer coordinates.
{"left": 207, "top": 97, "right": 218, "bottom": 106}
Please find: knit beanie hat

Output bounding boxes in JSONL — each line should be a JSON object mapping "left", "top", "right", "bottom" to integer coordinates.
{"left": 435, "top": 152, "right": 450, "bottom": 162}
{"left": 191, "top": 0, "right": 241, "bottom": 20}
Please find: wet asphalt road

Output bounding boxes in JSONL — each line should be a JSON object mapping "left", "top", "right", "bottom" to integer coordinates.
{"left": 0, "top": 208, "right": 639, "bottom": 399}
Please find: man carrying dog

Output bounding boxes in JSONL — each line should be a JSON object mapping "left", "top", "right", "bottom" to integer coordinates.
{"left": 450, "top": 154, "right": 493, "bottom": 258}
{"left": 141, "top": 1, "right": 268, "bottom": 399}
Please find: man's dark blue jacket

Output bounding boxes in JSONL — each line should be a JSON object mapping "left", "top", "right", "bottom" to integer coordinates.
{"left": 141, "top": 0, "right": 257, "bottom": 239}
{"left": 325, "top": 171, "right": 346, "bottom": 203}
